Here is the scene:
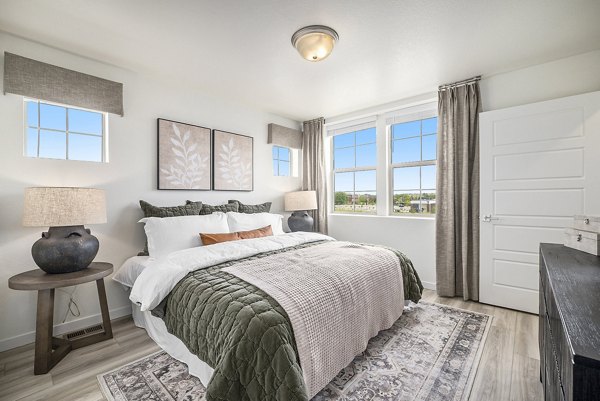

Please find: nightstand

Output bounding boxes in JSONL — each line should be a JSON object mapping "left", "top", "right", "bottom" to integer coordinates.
{"left": 8, "top": 262, "right": 114, "bottom": 375}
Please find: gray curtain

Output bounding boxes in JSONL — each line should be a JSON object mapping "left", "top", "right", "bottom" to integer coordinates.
{"left": 302, "top": 117, "right": 328, "bottom": 234}
{"left": 436, "top": 80, "right": 481, "bottom": 301}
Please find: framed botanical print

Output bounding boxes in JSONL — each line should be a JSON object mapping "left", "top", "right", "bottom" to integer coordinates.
{"left": 157, "top": 118, "right": 211, "bottom": 190}
{"left": 212, "top": 129, "right": 254, "bottom": 191}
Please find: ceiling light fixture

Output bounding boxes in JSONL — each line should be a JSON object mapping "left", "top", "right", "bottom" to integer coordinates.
{"left": 291, "top": 25, "right": 339, "bottom": 62}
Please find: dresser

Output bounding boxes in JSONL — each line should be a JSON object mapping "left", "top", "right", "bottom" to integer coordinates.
{"left": 539, "top": 244, "right": 600, "bottom": 401}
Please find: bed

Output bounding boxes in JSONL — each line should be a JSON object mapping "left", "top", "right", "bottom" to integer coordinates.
{"left": 114, "top": 213, "right": 423, "bottom": 401}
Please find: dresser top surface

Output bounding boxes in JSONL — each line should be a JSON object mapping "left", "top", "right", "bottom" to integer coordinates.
{"left": 541, "top": 243, "right": 600, "bottom": 366}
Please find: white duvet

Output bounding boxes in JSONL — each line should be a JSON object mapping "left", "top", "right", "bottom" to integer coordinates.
{"left": 129, "top": 232, "right": 334, "bottom": 311}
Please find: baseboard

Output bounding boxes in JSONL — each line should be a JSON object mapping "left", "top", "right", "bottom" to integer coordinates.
{"left": 421, "top": 280, "right": 436, "bottom": 291}
{"left": 0, "top": 304, "right": 132, "bottom": 352}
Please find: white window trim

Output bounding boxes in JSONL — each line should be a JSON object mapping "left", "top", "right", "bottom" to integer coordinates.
{"left": 388, "top": 120, "right": 437, "bottom": 216}
{"left": 327, "top": 100, "right": 437, "bottom": 218}
{"left": 23, "top": 97, "right": 109, "bottom": 163}
{"left": 329, "top": 123, "right": 377, "bottom": 215}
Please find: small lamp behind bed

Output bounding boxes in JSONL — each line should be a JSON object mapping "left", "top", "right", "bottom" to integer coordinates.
{"left": 284, "top": 190, "right": 317, "bottom": 232}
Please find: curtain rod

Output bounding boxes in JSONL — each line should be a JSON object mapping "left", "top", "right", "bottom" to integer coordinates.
{"left": 438, "top": 75, "right": 481, "bottom": 91}
{"left": 303, "top": 117, "right": 325, "bottom": 124}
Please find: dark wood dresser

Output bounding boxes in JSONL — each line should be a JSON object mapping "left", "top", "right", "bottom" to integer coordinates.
{"left": 539, "top": 244, "right": 600, "bottom": 401}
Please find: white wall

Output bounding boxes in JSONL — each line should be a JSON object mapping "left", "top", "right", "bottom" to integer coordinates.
{"left": 0, "top": 32, "right": 301, "bottom": 351}
{"left": 327, "top": 49, "right": 600, "bottom": 291}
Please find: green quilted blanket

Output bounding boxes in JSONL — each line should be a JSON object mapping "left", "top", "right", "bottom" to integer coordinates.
{"left": 161, "top": 240, "right": 423, "bottom": 401}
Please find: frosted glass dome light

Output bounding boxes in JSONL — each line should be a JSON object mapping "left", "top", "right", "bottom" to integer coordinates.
{"left": 291, "top": 25, "right": 339, "bottom": 62}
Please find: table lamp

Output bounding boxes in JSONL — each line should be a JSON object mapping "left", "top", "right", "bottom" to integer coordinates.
{"left": 22, "top": 187, "right": 107, "bottom": 274}
{"left": 284, "top": 190, "right": 317, "bottom": 232}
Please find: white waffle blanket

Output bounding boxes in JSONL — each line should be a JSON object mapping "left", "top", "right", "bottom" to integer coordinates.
{"left": 223, "top": 241, "right": 405, "bottom": 398}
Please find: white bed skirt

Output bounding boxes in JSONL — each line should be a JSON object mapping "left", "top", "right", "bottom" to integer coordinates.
{"left": 131, "top": 302, "right": 214, "bottom": 386}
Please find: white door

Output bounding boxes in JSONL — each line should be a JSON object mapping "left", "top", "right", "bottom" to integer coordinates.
{"left": 479, "top": 91, "right": 600, "bottom": 314}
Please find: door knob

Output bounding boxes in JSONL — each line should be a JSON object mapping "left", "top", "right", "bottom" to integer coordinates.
{"left": 482, "top": 214, "right": 499, "bottom": 222}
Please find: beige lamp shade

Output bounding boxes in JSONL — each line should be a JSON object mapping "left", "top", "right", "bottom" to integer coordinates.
{"left": 285, "top": 190, "right": 317, "bottom": 211}
{"left": 23, "top": 187, "right": 107, "bottom": 227}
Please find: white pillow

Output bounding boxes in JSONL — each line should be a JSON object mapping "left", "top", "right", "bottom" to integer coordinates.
{"left": 144, "top": 213, "right": 229, "bottom": 258}
{"left": 226, "top": 212, "right": 284, "bottom": 235}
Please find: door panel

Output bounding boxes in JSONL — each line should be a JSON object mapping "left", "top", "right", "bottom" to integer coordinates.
{"left": 494, "top": 225, "right": 564, "bottom": 254}
{"left": 493, "top": 260, "right": 539, "bottom": 291}
{"left": 480, "top": 91, "right": 600, "bottom": 313}
{"left": 494, "top": 189, "right": 584, "bottom": 217}
{"left": 492, "top": 107, "right": 583, "bottom": 146}
{"left": 494, "top": 148, "right": 583, "bottom": 181}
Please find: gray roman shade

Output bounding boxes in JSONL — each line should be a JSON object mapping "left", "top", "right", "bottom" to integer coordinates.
{"left": 268, "top": 123, "right": 303, "bottom": 149}
{"left": 3, "top": 52, "right": 124, "bottom": 116}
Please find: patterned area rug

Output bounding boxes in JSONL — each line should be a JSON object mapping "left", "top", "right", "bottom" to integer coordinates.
{"left": 98, "top": 302, "right": 491, "bottom": 401}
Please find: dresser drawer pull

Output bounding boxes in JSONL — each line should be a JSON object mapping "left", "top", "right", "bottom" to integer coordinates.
{"left": 577, "top": 233, "right": 582, "bottom": 242}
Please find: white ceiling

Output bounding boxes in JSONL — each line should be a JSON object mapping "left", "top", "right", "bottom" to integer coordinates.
{"left": 1, "top": 0, "right": 599, "bottom": 121}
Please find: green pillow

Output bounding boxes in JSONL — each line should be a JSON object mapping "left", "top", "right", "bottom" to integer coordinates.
{"left": 138, "top": 200, "right": 203, "bottom": 255}
{"left": 228, "top": 200, "right": 272, "bottom": 214}
{"left": 185, "top": 200, "right": 239, "bottom": 215}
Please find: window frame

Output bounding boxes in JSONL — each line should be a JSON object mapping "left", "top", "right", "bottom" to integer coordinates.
{"left": 23, "top": 98, "right": 108, "bottom": 163}
{"left": 389, "top": 115, "right": 438, "bottom": 216}
{"left": 330, "top": 124, "right": 377, "bottom": 215}
{"left": 326, "top": 101, "right": 438, "bottom": 219}
{"left": 272, "top": 145, "right": 291, "bottom": 176}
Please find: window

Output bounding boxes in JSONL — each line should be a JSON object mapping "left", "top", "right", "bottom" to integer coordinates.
{"left": 24, "top": 99, "right": 106, "bottom": 162}
{"left": 391, "top": 117, "right": 437, "bottom": 215}
{"left": 272, "top": 145, "right": 290, "bottom": 176}
{"left": 332, "top": 127, "right": 377, "bottom": 214}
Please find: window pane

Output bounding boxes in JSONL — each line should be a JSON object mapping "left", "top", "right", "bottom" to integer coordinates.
{"left": 392, "top": 137, "right": 420, "bottom": 163}
{"left": 392, "top": 191, "right": 421, "bottom": 214}
{"left": 421, "top": 165, "right": 436, "bottom": 189}
{"left": 422, "top": 134, "right": 437, "bottom": 161}
{"left": 356, "top": 143, "right": 376, "bottom": 167}
{"left": 420, "top": 190, "right": 436, "bottom": 214}
{"left": 334, "top": 191, "right": 354, "bottom": 213}
{"left": 272, "top": 146, "right": 279, "bottom": 159}
{"left": 278, "top": 160, "right": 290, "bottom": 176}
{"left": 39, "top": 130, "right": 66, "bottom": 159}
{"left": 422, "top": 117, "right": 437, "bottom": 134}
{"left": 68, "top": 108, "right": 102, "bottom": 135}
{"left": 273, "top": 159, "right": 278, "bottom": 175}
{"left": 26, "top": 101, "right": 38, "bottom": 127}
{"left": 26, "top": 128, "right": 38, "bottom": 157}
{"left": 69, "top": 133, "right": 102, "bottom": 162}
{"left": 355, "top": 170, "right": 376, "bottom": 191}
{"left": 278, "top": 147, "right": 290, "bottom": 161}
{"left": 40, "top": 103, "right": 66, "bottom": 130}
{"left": 356, "top": 127, "right": 376, "bottom": 145}
{"left": 334, "top": 132, "right": 354, "bottom": 148}
{"left": 334, "top": 147, "right": 354, "bottom": 169}
{"left": 334, "top": 171, "right": 354, "bottom": 192}
{"left": 393, "top": 166, "right": 420, "bottom": 190}
{"left": 392, "top": 120, "right": 420, "bottom": 139}
{"left": 355, "top": 191, "right": 376, "bottom": 214}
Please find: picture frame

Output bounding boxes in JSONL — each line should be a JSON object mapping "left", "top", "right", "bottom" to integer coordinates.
{"left": 157, "top": 118, "right": 212, "bottom": 190}
{"left": 212, "top": 129, "right": 254, "bottom": 191}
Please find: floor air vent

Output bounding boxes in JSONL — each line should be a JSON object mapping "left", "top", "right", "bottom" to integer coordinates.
{"left": 64, "top": 324, "right": 104, "bottom": 340}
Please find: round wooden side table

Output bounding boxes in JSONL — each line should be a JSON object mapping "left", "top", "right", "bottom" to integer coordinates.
{"left": 8, "top": 262, "right": 114, "bottom": 375}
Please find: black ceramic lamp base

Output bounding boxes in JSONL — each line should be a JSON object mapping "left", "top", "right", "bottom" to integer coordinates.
{"left": 32, "top": 225, "right": 99, "bottom": 274}
{"left": 288, "top": 211, "right": 314, "bottom": 232}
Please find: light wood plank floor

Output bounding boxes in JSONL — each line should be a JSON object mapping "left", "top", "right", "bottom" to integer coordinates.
{"left": 0, "top": 289, "right": 543, "bottom": 401}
